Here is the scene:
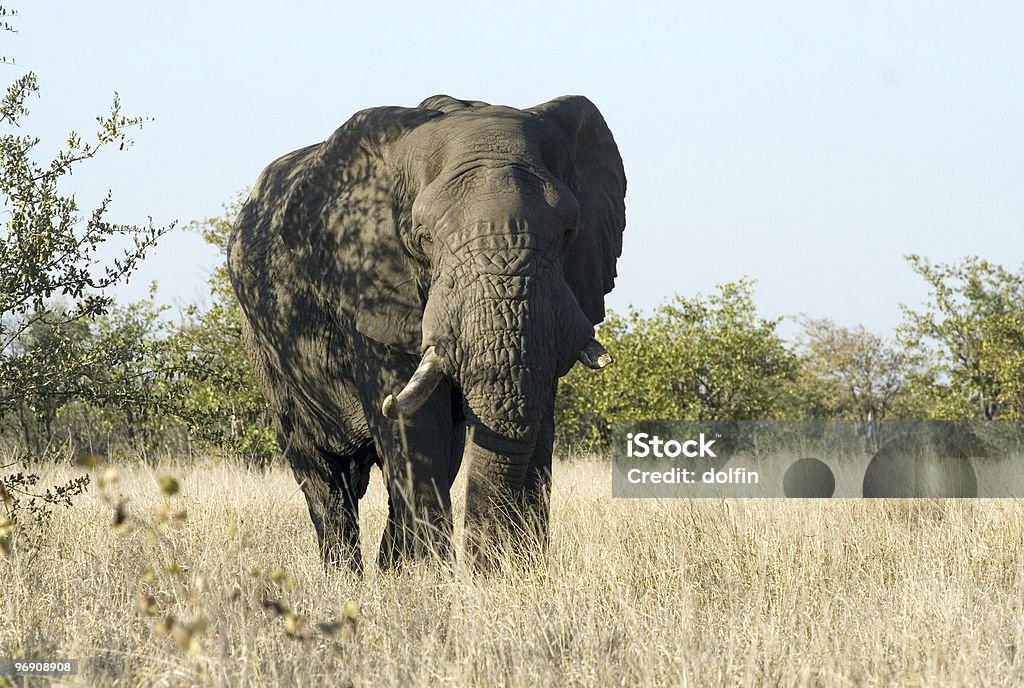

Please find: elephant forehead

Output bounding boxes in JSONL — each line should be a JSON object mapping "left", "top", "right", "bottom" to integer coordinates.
{"left": 436, "top": 110, "right": 540, "bottom": 150}
{"left": 456, "top": 128, "right": 531, "bottom": 158}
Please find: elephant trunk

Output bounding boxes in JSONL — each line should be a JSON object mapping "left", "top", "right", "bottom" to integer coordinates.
{"left": 461, "top": 415, "right": 554, "bottom": 566}
{"left": 450, "top": 269, "right": 589, "bottom": 444}
{"left": 447, "top": 271, "right": 580, "bottom": 565}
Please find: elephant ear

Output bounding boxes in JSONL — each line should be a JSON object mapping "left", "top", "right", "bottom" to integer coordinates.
{"left": 529, "top": 96, "right": 626, "bottom": 325}
{"left": 279, "top": 106, "right": 442, "bottom": 352}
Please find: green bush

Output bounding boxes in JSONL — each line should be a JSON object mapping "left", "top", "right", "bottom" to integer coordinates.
{"left": 556, "top": 279, "right": 798, "bottom": 447}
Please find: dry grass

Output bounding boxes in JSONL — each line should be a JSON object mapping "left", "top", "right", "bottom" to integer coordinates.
{"left": 3, "top": 457, "right": 1024, "bottom": 687}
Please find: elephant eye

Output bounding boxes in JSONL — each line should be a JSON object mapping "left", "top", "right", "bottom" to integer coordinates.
{"left": 413, "top": 225, "right": 432, "bottom": 253}
{"left": 562, "top": 224, "right": 577, "bottom": 250}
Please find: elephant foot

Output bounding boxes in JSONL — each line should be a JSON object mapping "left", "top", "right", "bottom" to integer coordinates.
{"left": 305, "top": 488, "right": 364, "bottom": 575}
{"left": 311, "top": 492, "right": 363, "bottom": 575}
{"left": 287, "top": 442, "right": 373, "bottom": 575}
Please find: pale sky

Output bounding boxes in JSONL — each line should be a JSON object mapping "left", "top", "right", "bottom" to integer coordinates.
{"left": 9, "top": 1, "right": 1023, "bottom": 337}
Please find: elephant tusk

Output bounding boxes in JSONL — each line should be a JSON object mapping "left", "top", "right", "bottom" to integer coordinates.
{"left": 578, "top": 338, "right": 614, "bottom": 369}
{"left": 382, "top": 346, "right": 445, "bottom": 419}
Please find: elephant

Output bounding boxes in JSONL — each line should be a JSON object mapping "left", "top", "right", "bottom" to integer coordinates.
{"left": 227, "top": 94, "right": 626, "bottom": 572}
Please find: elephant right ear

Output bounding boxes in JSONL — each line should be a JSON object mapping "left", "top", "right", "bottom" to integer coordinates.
{"left": 277, "top": 106, "right": 442, "bottom": 353}
{"left": 529, "top": 96, "right": 626, "bottom": 325}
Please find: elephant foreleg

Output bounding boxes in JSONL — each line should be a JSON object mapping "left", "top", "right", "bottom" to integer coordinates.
{"left": 377, "top": 446, "right": 455, "bottom": 569}
{"left": 352, "top": 339, "right": 459, "bottom": 570}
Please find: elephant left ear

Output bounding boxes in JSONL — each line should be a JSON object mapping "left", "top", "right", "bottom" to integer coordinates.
{"left": 529, "top": 96, "right": 626, "bottom": 325}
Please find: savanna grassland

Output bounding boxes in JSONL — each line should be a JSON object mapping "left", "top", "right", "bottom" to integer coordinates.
{"left": 3, "top": 457, "right": 1024, "bottom": 687}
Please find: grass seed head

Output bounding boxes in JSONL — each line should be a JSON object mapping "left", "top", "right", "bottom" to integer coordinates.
{"left": 137, "top": 594, "right": 159, "bottom": 616}
{"left": 101, "top": 467, "right": 120, "bottom": 487}
{"left": 157, "top": 476, "right": 180, "bottom": 497}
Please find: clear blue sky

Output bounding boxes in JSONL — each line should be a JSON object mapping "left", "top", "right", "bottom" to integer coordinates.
{"left": 9, "top": 1, "right": 1023, "bottom": 337}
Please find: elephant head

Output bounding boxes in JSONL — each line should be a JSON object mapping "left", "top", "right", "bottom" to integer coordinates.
{"left": 256, "top": 95, "right": 625, "bottom": 559}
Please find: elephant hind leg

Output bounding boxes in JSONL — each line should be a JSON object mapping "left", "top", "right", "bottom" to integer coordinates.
{"left": 243, "top": 318, "right": 378, "bottom": 572}
{"left": 287, "top": 440, "right": 375, "bottom": 574}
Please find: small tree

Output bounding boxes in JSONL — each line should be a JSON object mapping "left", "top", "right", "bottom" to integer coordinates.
{"left": 556, "top": 279, "right": 798, "bottom": 446}
{"left": 793, "top": 318, "right": 924, "bottom": 423}
{"left": 0, "top": 5, "right": 174, "bottom": 440}
{"left": 1, "top": 4, "right": 171, "bottom": 550}
{"left": 2, "top": 303, "right": 92, "bottom": 454}
{"left": 899, "top": 255, "right": 1024, "bottom": 420}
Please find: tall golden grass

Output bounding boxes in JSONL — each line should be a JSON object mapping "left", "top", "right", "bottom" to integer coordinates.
{"left": 2, "top": 457, "right": 1023, "bottom": 687}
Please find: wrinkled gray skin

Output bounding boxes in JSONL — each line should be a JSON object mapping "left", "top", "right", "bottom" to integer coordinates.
{"left": 227, "top": 95, "right": 625, "bottom": 572}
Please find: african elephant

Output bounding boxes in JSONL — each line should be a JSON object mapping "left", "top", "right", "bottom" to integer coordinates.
{"left": 227, "top": 95, "right": 626, "bottom": 572}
